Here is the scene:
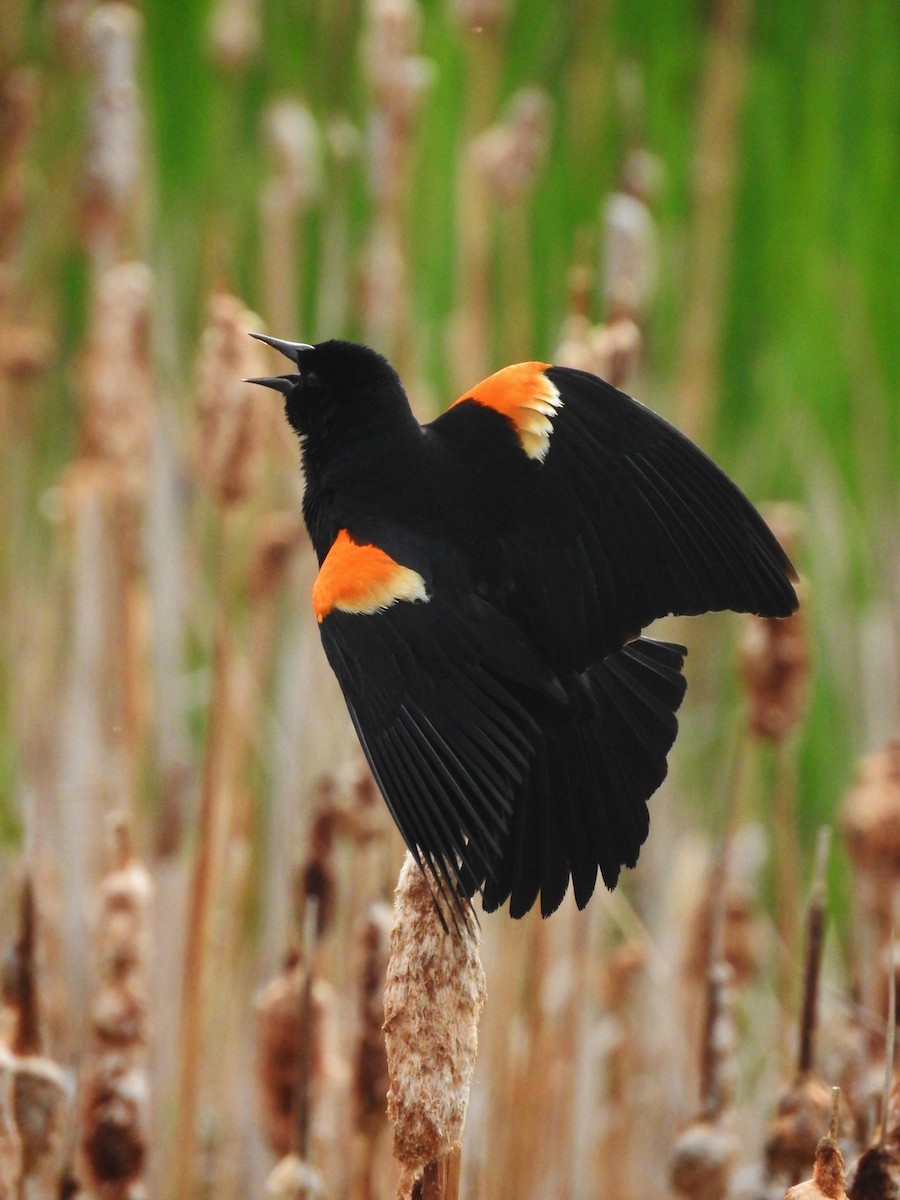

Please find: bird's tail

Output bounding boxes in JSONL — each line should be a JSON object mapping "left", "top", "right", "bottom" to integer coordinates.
{"left": 476, "top": 637, "right": 687, "bottom": 918}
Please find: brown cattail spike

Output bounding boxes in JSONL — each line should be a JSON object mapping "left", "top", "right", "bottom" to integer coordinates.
{"left": 6, "top": 874, "right": 41, "bottom": 1057}
{"left": 783, "top": 1134, "right": 848, "bottom": 1199}
{"left": 384, "top": 854, "right": 486, "bottom": 1197}
{"left": 193, "top": 293, "right": 274, "bottom": 507}
{"left": 254, "top": 950, "right": 336, "bottom": 1160}
{"left": 842, "top": 744, "right": 900, "bottom": 885}
{"left": 79, "top": 813, "right": 153, "bottom": 1197}
{"left": 739, "top": 503, "right": 808, "bottom": 743}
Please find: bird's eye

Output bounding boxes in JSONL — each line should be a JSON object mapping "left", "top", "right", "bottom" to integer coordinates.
{"left": 305, "top": 371, "right": 319, "bottom": 390}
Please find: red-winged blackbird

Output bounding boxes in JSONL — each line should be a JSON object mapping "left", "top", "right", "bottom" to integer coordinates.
{"left": 249, "top": 336, "right": 798, "bottom": 920}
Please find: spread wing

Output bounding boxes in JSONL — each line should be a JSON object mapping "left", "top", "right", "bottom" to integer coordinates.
{"left": 428, "top": 363, "right": 798, "bottom": 672}
{"left": 312, "top": 527, "right": 563, "bottom": 918}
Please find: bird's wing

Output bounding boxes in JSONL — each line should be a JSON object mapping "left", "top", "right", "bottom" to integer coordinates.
{"left": 428, "top": 363, "right": 798, "bottom": 671}
{"left": 312, "top": 527, "right": 563, "bottom": 919}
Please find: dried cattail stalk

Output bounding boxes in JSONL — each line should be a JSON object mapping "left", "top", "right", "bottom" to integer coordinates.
{"left": 384, "top": 853, "right": 486, "bottom": 1198}
{"left": 254, "top": 950, "right": 337, "bottom": 1160}
{"left": 260, "top": 100, "right": 322, "bottom": 334}
{"left": 740, "top": 507, "right": 809, "bottom": 743}
{"left": 2, "top": 873, "right": 41, "bottom": 1057}
{"left": 675, "top": 0, "right": 753, "bottom": 443}
{"left": 192, "top": 292, "right": 273, "bottom": 507}
{"left": 700, "top": 962, "right": 738, "bottom": 1120}
{"left": 360, "top": 0, "right": 433, "bottom": 363}
{"left": 363, "top": 0, "right": 433, "bottom": 176}
{"left": 295, "top": 805, "right": 340, "bottom": 942}
{"left": 670, "top": 948, "right": 739, "bottom": 1198}
{"left": 208, "top": 0, "right": 261, "bottom": 72}
{"left": 81, "top": 3, "right": 143, "bottom": 266}
{"left": 601, "top": 149, "right": 662, "bottom": 321}
{"left": 79, "top": 260, "right": 155, "bottom": 484}
{"left": 0, "top": 66, "right": 40, "bottom": 262}
{"left": 78, "top": 815, "right": 152, "bottom": 1198}
{"left": 798, "top": 829, "right": 832, "bottom": 1079}
{"left": 765, "top": 837, "right": 836, "bottom": 1180}
{"left": 470, "top": 88, "right": 551, "bottom": 205}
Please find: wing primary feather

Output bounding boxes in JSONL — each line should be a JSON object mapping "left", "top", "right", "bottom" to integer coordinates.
{"left": 401, "top": 701, "right": 507, "bottom": 865}
{"left": 426, "top": 699, "right": 517, "bottom": 814}
{"left": 389, "top": 720, "right": 475, "bottom": 917}
{"left": 378, "top": 733, "right": 472, "bottom": 928}
{"left": 557, "top": 732, "right": 599, "bottom": 910}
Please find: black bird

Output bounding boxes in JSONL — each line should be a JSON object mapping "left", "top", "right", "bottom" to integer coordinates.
{"left": 249, "top": 336, "right": 798, "bottom": 919}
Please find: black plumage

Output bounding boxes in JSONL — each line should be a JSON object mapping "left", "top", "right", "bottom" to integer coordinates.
{"left": 249, "top": 336, "right": 798, "bottom": 919}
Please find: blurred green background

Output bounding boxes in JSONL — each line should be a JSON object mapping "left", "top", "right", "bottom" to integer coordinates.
{"left": 8, "top": 0, "right": 897, "bottom": 844}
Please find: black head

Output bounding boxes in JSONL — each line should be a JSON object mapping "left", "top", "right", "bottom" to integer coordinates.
{"left": 246, "top": 335, "right": 408, "bottom": 443}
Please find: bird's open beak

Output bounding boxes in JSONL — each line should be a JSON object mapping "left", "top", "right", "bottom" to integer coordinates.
{"left": 248, "top": 332, "right": 313, "bottom": 364}
{"left": 244, "top": 375, "right": 297, "bottom": 395}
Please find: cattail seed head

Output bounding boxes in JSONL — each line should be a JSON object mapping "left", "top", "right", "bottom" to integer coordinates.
{"left": 249, "top": 511, "right": 306, "bottom": 602}
{"left": 79, "top": 816, "right": 152, "bottom": 1196}
{"left": 670, "top": 1118, "right": 739, "bottom": 1200}
{"left": 255, "top": 952, "right": 336, "bottom": 1159}
{"left": 784, "top": 1136, "right": 848, "bottom": 1199}
{"left": 96, "top": 825, "right": 153, "bottom": 981}
{"left": 265, "top": 1152, "right": 326, "bottom": 1199}
{"left": 13, "top": 1055, "right": 70, "bottom": 1190}
{"left": 0, "top": 323, "right": 54, "bottom": 386}
{"left": 601, "top": 164, "right": 661, "bottom": 320}
{"left": 80, "top": 1053, "right": 148, "bottom": 1188}
{"left": 208, "top": 0, "right": 262, "bottom": 72}
{"left": 685, "top": 880, "right": 765, "bottom": 990}
{"left": 739, "top": 504, "right": 808, "bottom": 742}
{"left": 384, "top": 853, "right": 486, "bottom": 1185}
{"left": 848, "top": 1144, "right": 900, "bottom": 1198}
{"left": 842, "top": 744, "right": 900, "bottom": 886}
{"left": 79, "top": 261, "right": 155, "bottom": 483}
{"left": 193, "top": 293, "right": 274, "bottom": 507}
{"left": 264, "top": 101, "right": 323, "bottom": 212}
{"left": 766, "top": 1076, "right": 835, "bottom": 1183}
{"left": 363, "top": 0, "right": 433, "bottom": 131}
{"left": 471, "top": 88, "right": 551, "bottom": 203}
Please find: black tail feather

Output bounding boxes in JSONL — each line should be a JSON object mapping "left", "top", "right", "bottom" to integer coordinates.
{"left": 469, "top": 637, "right": 687, "bottom": 917}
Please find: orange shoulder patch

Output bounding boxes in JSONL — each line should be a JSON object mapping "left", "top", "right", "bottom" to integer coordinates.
{"left": 312, "top": 530, "right": 430, "bottom": 624}
{"left": 453, "top": 362, "right": 562, "bottom": 461}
